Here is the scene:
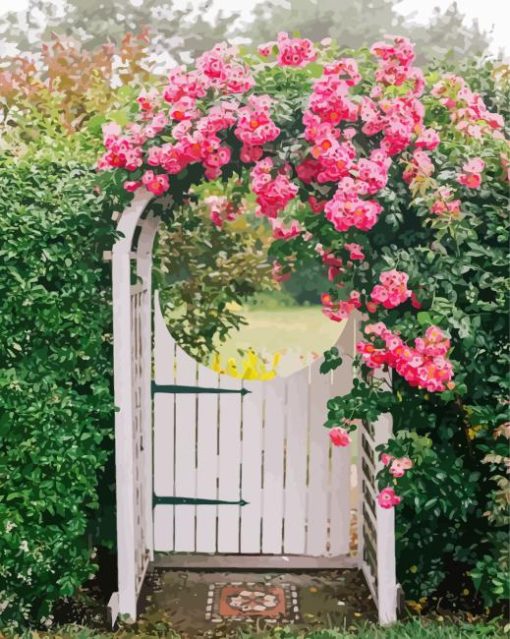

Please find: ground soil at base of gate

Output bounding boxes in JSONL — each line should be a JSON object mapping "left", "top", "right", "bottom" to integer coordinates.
{"left": 139, "top": 568, "right": 376, "bottom": 636}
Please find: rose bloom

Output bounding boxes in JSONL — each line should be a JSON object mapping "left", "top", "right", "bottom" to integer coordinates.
{"left": 329, "top": 426, "right": 352, "bottom": 447}
{"left": 377, "top": 487, "right": 402, "bottom": 509}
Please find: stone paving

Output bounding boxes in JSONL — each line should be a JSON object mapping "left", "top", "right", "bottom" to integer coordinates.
{"left": 141, "top": 568, "right": 376, "bottom": 638}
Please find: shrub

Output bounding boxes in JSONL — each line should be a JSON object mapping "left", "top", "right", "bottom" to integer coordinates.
{"left": 0, "top": 159, "right": 116, "bottom": 628}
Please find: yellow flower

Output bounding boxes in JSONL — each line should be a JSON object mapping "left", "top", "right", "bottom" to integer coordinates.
{"left": 210, "top": 348, "right": 280, "bottom": 381}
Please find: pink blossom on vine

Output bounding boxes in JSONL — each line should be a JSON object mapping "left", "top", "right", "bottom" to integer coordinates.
{"left": 257, "top": 42, "right": 274, "bottom": 57}
{"left": 271, "top": 219, "right": 301, "bottom": 240}
{"left": 136, "top": 89, "right": 159, "bottom": 113}
{"left": 358, "top": 323, "right": 453, "bottom": 392}
{"left": 431, "top": 74, "right": 504, "bottom": 139}
{"left": 197, "top": 43, "right": 254, "bottom": 94}
{"left": 411, "top": 291, "right": 422, "bottom": 309}
{"left": 322, "top": 291, "right": 361, "bottom": 322}
{"left": 141, "top": 170, "right": 170, "bottom": 195}
{"left": 325, "top": 179, "right": 383, "bottom": 232}
{"left": 169, "top": 97, "right": 199, "bottom": 122}
{"left": 250, "top": 157, "right": 298, "bottom": 218}
{"left": 329, "top": 426, "right": 352, "bottom": 447}
{"left": 272, "top": 260, "right": 291, "bottom": 283}
{"left": 163, "top": 67, "right": 207, "bottom": 103}
{"left": 377, "top": 487, "right": 401, "bottom": 508}
{"left": 380, "top": 452, "right": 394, "bottom": 466}
{"left": 344, "top": 243, "right": 365, "bottom": 261}
{"left": 276, "top": 32, "right": 317, "bottom": 67}
{"left": 296, "top": 157, "right": 321, "bottom": 184}
{"left": 430, "top": 186, "right": 461, "bottom": 217}
{"left": 403, "top": 149, "right": 434, "bottom": 184}
{"left": 308, "top": 195, "right": 326, "bottom": 213}
{"left": 205, "top": 195, "right": 241, "bottom": 228}
{"left": 370, "top": 270, "right": 412, "bottom": 309}
{"left": 457, "top": 157, "right": 485, "bottom": 189}
{"left": 235, "top": 95, "right": 281, "bottom": 146}
{"left": 415, "top": 127, "right": 440, "bottom": 150}
{"left": 123, "top": 180, "right": 142, "bottom": 192}
{"left": 324, "top": 58, "right": 361, "bottom": 86}
{"left": 240, "top": 144, "right": 264, "bottom": 163}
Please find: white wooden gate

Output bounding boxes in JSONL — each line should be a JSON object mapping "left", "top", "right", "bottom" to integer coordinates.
{"left": 109, "top": 191, "right": 397, "bottom": 625}
{"left": 153, "top": 291, "right": 354, "bottom": 558}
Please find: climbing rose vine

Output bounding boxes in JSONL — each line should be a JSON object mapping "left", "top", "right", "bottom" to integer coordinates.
{"left": 98, "top": 33, "right": 508, "bottom": 508}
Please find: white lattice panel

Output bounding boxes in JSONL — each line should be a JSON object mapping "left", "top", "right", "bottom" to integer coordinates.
{"left": 130, "top": 285, "right": 150, "bottom": 594}
{"left": 358, "top": 408, "right": 397, "bottom": 625}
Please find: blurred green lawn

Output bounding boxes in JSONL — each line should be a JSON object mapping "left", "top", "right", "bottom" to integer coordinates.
{"left": 215, "top": 305, "right": 346, "bottom": 377}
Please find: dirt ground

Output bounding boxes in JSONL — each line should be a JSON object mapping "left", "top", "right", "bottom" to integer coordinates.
{"left": 140, "top": 568, "right": 377, "bottom": 638}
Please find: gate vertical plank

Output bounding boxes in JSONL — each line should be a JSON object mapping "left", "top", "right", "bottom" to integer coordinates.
{"left": 153, "top": 293, "right": 175, "bottom": 552}
{"left": 329, "top": 320, "right": 355, "bottom": 556}
{"left": 195, "top": 364, "right": 220, "bottom": 553}
{"left": 306, "top": 358, "right": 331, "bottom": 556}
{"left": 283, "top": 368, "right": 309, "bottom": 554}
{"left": 240, "top": 380, "right": 264, "bottom": 553}
{"left": 173, "top": 346, "right": 198, "bottom": 552}
{"left": 262, "top": 377, "right": 286, "bottom": 554}
{"left": 217, "top": 374, "right": 242, "bottom": 552}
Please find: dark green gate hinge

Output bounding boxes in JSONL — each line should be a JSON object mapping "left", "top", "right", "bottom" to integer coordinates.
{"left": 151, "top": 381, "right": 250, "bottom": 396}
{"left": 153, "top": 495, "right": 248, "bottom": 507}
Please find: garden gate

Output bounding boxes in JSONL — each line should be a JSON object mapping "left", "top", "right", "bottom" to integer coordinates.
{"left": 108, "top": 191, "right": 397, "bottom": 626}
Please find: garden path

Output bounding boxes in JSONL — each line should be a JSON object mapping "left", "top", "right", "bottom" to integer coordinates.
{"left": 140, "top": 568, "right": 376, "bottom": 638}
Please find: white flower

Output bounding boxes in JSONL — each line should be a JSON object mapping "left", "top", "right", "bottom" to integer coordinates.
{"left": 5, "top": 521, "right": 16, "bottom": 533}
{"left": 19, "top": 540, "right": 29, "bottom": 552}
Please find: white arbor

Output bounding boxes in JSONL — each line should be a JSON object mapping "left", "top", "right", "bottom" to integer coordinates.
{"left": 108, "top": 191, "right": 397, "bottom": 625}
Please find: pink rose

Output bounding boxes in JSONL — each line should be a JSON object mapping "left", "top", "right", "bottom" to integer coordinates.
{"left": 377, "top": 487, "right": 402, "bottom": 509}
{"left": 329, "top": 427, "right": 352, "bottom": 447}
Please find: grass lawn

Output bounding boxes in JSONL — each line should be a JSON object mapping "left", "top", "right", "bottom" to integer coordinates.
{"left": 23, "top": 617, "right": 508, "bottom": 639}
{"left": 214, "top": 305, "right": 346, "bottom": 377}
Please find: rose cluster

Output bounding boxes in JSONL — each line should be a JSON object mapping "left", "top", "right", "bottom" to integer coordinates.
{"left": 370, "top": 269, "right": 412, "bottom": 309}
{"left": 358, "top": 322, "right": 454, "bottom": 392}
{"left": 98, "top": 33, "right": 462, "bottom": 399}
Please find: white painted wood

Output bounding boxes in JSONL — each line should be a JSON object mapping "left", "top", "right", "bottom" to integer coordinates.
{"left": 195, "top": 363, "right": 220, "bottom": 553}
{"left": 217, "top": 374, "right": 243, "bottom": 552}
{"left": 283, "top": 368, "right": 309, "bottom": 555}
{"left": 261, "top": 377, "right": 286, "bottom": 554}
{"left": 374, "top": 411, "right": 397, "bottom": 625}
{"left": 173, "top": 345, "right": 198, "bottom": 552}
{"left": 153, "top": 292, "right": 176, "bottom": 552}
{"left": 329, "top": 318, "right": 356, "bottom": 556}
{"left": 107, "top": 592, "right": 119, "bottom": 628}
{"left": 154, "top": 553, "right": 358, "bottom": 570}
{"left": 240, "top": 380, "right": 264, "bottom": 553}
{"left": 112, "top": 190, "right": 152, "bottom": 620}
{"left": 306, "top": 357, "right": 332, "bottom": 556}
{"left": 136, "top": 215, "right": 159, "bottom": 563}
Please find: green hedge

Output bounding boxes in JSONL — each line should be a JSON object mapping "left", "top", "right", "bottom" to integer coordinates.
{"left": 0, "top": 160, "right": 116, "bottom": 628}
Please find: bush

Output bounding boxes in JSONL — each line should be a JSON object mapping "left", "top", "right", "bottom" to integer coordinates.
{"left": 317, "top": 58, "right": 509, "bottom": 609}
{"left": 0, "top": 160, "right": 116, "bottom": 628}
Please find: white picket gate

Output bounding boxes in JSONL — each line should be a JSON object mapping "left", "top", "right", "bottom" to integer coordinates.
{"left": 153, "top": 290, "right": 353, "bottom": 558}
{"left": 108, "top": 190, "right": 397, "bottom": 626}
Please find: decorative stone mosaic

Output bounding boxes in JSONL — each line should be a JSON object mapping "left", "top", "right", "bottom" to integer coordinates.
{"left": 205, "top": 581, "right": 299, "bottom": 624}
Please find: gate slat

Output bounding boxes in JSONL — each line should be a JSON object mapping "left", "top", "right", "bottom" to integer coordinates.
{"left": 283, "top": 367, "right": 309, "bottom": 554}
{"left": 240, "top": 380, "right": 264, "bottom": 553}
{"left": 195, "top": 364, "right": 220, "bottom": 553}
{"left": 153, "top": 294, "right": 175, "bottom": 552}
{"left": 173, "top": 346, "right": 198, "bottom": 552}
{"left": 262, "top": 377, "right": 286, "bottom": 554}
{"left": 329, "top": 319, "right": 355, "bottom": 555}
{"left": 306, "top": 359, "right": 331, "bottom": 556}
{"left": 217, "top": 374, "right": 242, "bottom": 552}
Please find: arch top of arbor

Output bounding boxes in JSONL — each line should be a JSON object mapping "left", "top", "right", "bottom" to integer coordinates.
{"left": 113, "top": 190, "right": 155, "bottom": 256}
